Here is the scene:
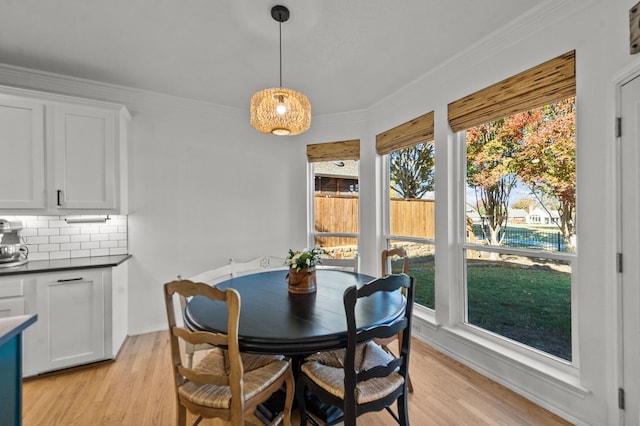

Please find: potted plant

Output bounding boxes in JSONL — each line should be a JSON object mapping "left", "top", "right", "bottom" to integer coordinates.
{"left": 286, "top": 247, "right": 322, "bottom": 294}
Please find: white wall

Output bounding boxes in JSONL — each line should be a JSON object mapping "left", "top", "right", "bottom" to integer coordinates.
{"left": 0, "top": 0, "right": 633, "bottom": 423}
{"left": 125, "top": 101, "right": 312, "bottom": 334}
{"left": 333, "top": 0, "right": 630, "bottom": 424}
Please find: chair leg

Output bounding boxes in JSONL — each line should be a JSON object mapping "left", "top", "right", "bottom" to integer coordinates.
{"left": 176, "top": 403, "right": 187, "bottom": 426}
{"left": 397, "top": 393, "right": 409, "bottom": 426}
{"left": 296, "top": 377, "right": 307, "bottom": 426}
{"left": 282, "top": 366, "right": 295, "bottom": 426}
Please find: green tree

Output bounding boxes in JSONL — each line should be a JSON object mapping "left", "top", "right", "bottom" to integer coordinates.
{"left": 389, "top": 143, "right": 434, "bottom": 199}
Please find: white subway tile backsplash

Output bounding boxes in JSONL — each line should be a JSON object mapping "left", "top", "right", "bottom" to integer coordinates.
{"left": 24, "top": 236, "right": 49, "bottom": 245}
{"left": 38, "top": 228, "right": 60, "bottom": 236}
{"left": 91, "top": 248, "right": 109, "bottom": 257}
{"left": 39, "top": 244, "right": 60, "bottom": 252}
{"left": 50, "top": 251, "right": 71, "bottom": 260}
{"left": 100, "top": 241, "right": 118, "bottom": 249}
{"left": 70, "top": 235, "right": 91, "bottom": 243}
{"left": 49, "top": 236, "right": 70, "bottom": 244}
{"left": 80, "top": 226, "right": 100, "bottom": 235}
{"left": 20, "top": 229, "right": 37, "bottom": 237}
{"left": 6, "top": 215, "right": 128, "bottom": 262}
{"left": 29, "top": 252, "right": 50, "bottom": 261}
{"left": 81, "top": 241, "right": 100, "bottom": 250}
{"left": 60, "top": 227, "right": 80, "bottom": 236}
{"left": 26, "top": 220, "right": 49, "bottom": 228}
{"left": 60, "top": 242, "right": 81, "bottom": 251}
{"left": 71, "top": 249, "right": 91, "bottom": 258}
{"left": 48, "top": 220, "right": 67, "bottom": 228}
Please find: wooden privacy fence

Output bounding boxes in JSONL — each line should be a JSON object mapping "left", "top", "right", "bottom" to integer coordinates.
{"left": 390, "top": 198, "right": 435, "bottom": 239}
{"left": 315, "top": 195, "right": 435, "bottom": 249}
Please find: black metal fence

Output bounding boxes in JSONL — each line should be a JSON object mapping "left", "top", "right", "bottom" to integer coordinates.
{"left": 472, "top": 224, "right": 566, "bottom": 252}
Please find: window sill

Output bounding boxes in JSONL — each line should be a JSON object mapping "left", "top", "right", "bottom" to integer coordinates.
{"left": 411, "top": 311, "right": 590, "bottom": 399}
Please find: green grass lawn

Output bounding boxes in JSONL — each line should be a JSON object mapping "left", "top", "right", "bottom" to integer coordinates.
{"left": 399, "top": 256, "right": 571, "bottom": 361}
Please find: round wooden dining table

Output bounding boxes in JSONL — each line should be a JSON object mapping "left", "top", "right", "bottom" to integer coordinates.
{"left": 184, "top": 269, "right": 406, "bottom": 356}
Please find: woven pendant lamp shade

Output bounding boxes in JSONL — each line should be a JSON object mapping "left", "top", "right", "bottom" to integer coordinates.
{"left": 250, "top": 87, "right": 311, "bottom": 136}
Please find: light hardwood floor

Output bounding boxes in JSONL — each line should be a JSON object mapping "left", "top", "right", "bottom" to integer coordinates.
{"left": 22, "top": 331, "right": 571, "bottom": 425}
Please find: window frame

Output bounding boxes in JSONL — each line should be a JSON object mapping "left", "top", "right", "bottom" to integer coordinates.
{"left": 450, "top": 120, "right": 579, "bottom": 373}
{"left": 382, "top": 143, "right": 436, "bottom": 314}
{"left": 307, "top": 141, "right": 360, "bottom": 255}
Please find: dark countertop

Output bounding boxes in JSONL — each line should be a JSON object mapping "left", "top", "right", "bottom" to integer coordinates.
{"left": 0, "top": 254, "right": 131, "bottom": 276}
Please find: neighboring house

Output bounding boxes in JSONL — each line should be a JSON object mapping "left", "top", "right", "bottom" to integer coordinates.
{"left": 466, "top": 205, "right": 482, "bottom": 223}
{"left": 464, "top": 207, "right": 527, "bottom": 224}
{"left": 526, "top": 207, "right": 560, "bottom": 225}
{"left": 508, "top": 208, "right": 528, "bottom": 224}
{"left": 314, "top": 160, "right": 359, "bottom": 195}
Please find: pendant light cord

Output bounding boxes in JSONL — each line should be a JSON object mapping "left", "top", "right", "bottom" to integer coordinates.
{"left": 279, "top": 20, "right": 283, "bottom": 88}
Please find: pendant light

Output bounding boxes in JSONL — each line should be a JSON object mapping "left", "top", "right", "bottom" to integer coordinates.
{"left": 250, "top": 5, "right": 311, "bottom": 136}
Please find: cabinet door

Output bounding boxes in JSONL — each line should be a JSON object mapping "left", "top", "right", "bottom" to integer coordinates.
{"left": 54, "top": 105, "right": 116, "bottom": 210}
{"left": 0, "top": 97, "right": 45, "bottom": 209}
{"left": 36, "top": 270, "right": 105, "bottom": 372}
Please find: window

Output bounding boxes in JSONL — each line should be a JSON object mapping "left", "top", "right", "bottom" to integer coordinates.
{"left": 378, "top": 112, "right": 436, "bottom": 309}
{"left": 450, "top": 51, "right": 576, "bottom": 362}
{"left": 308, "top": 140, "right": 359, "bottom": 260}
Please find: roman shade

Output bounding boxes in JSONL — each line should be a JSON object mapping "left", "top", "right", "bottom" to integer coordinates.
{"left": 375, "top": 111, "right": 434, "bottom": 155}
{"left": 307, "top": 139, "right": 360, "bottom": 162}
{"left": 448, "top": 50, "right": 576, "bottom": 133}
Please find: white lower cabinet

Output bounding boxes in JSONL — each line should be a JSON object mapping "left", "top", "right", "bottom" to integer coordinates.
{"left": 19, "top": 267, "right": 121, "bottom": 377}
{"left": 35, "top": 269, "right": 107, "bottom": 373}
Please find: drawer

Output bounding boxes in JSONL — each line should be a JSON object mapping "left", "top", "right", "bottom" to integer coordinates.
{"left": 0, "top": 277, "right": 23, "bottom": 298}
{"left": 0, "top": 297, "right": 24, "bottom": 318}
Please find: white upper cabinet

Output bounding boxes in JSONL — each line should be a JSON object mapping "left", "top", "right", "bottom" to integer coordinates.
{"left": 0, "top": 96, "right": 46, "bottom": 209}
{"left": 0, "top": 86, "right": 129, "bottom": 214}
{"left": 53, "top": 105, "right": 116, "bottom": 210}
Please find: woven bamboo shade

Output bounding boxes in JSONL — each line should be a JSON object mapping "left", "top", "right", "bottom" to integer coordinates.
{"left": 250, "top": 88, "right": 311, "bottom": 136}
{"left": 376, "top": 111, "right": 434, "bottom": 155}
{"left": 448, "top": 50, "right": 575, "bottom": 133}
{"left": 307, "top": 139, "right": 360, "bottom": 162}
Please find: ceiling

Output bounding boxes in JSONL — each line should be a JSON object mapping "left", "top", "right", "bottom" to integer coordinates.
{"left": 0, "top": 0, "right": 541, "bottom": 116}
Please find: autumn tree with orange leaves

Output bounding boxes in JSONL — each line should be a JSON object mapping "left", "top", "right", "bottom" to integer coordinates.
{"left": 514, "top": 98, "right": 576, "bottom": 251}
{"left": 466, "top": 97, "right": 576, "bottom": 251}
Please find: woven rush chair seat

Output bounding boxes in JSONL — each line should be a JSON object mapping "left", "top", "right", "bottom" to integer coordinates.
{"left": 180, "top": 349, "right": 290, "bottom": 409}
{"left": 301, "top": 341, "right": 403, "bottom": 404}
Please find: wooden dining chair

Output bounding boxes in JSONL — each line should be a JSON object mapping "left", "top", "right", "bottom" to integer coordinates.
{"left": 175, "top": 262, "right": 234, "bottom": 368}
{"left": 164, "top": 279, "right": 294, "bottom": 426}
{"left": 379, "top": 247, "right": 414, "bottom": 392}
{"left": 297, "top": 274, "right": 415, "bottom": 426}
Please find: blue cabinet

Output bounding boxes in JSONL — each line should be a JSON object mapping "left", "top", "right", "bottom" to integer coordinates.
{"left": 0, "top": 315, "right": 37, "bottom": 426}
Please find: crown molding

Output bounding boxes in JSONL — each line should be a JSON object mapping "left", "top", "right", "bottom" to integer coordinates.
{"left": 0, "top": 61, "right": 245, "bottom": 117}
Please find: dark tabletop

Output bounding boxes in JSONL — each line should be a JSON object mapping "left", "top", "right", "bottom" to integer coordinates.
{"left": 184, "top": 269, "right": 405, "bottom": 355}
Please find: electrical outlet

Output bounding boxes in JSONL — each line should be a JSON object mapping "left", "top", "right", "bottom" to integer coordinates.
{"left": 412, "top": 323, "right": 422, "bottom": 335}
